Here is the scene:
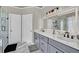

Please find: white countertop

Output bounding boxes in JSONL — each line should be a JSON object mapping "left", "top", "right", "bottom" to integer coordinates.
{"left": 34, "top": 30, "right": 79, "bottom": 50}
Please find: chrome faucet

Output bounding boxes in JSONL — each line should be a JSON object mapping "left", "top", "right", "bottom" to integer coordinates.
{"left": 64, "top": 32, "right": 69, "bottom": 38}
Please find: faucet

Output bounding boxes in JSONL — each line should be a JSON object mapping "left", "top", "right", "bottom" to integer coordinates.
{"left": 40, "top": 28, "right": 45, "bottom": 32}
{"left": 64, "top": 32, "right": 69, "bottom": 38}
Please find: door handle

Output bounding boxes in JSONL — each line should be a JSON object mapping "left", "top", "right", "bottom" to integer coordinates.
{"left": 6, "top": 36, "right": 8, "bottom": 39}
{"left": 10, "top": 29, "right": 12, "bottom": 32}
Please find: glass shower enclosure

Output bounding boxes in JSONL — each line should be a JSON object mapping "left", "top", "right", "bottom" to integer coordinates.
{"left": 0, "top": 7, "right": 9, "bottom": 53}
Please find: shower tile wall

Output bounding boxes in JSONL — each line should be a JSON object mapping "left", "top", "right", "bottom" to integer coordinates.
{"left": 0, "top": 7, "right": 2, "bottom": 52}
{"left": 0, "top": 7, "right": 9, "bottom": 52}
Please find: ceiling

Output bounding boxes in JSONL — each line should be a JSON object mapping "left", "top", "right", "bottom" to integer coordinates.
{"left": 15, "top": 6, "right": 56, "bottom": 14}
{"left": 16, "top": 6, "right": 44, "bottom": 9}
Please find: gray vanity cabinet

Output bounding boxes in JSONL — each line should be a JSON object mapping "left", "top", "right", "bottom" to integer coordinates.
{"left": 34, "top": 32, "right": 40, "bottom": 48}
{"left": 47, "top": 44, "right": 63, "bottom": 53}
{"left": 34, "top": 32, "right": 48, "bottom": 52}
{"left": 49, "top": 38, "right": 67, "bottom": 53}
{"left": 34, "top": 32, "right": 79, "bottom": 53}
{"left": 40, "top": 39, "right": 48, "bottom": 53}
{"left": 49, "top": 38, "right": 79, "bottom": 53}
{"left": 39, "top": 35, "right": 48, "bottom": 53}
{"left": 39, "top": 35, "right": 48, "bottom": 43}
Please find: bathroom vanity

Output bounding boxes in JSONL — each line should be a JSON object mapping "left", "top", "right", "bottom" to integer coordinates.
{"left": 34, "top": 30, "right": 79, "bottom": 53}
{"left": 34, "top": 7, "right": 79, "bottom": 53}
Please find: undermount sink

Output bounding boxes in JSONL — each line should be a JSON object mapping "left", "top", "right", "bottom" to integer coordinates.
{"left": 39, "top": 29, "right": 79, "bottom": 44}
{"left": 57, "top": 36, "right": 79, "bottom": 47}
{"left": 57, "top": 36, "right": 78, "bottom": 42}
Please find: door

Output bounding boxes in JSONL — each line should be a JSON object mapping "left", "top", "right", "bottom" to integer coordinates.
{"left": 22, "top": 14, "right": 33, "bottom": 44}
{"left": 9, "top": 14, "right": 21, "bottom": 44}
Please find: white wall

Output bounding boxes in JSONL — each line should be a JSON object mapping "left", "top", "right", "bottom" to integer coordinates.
{"left": 41, "top": 6, "right": 76, "bottom": 29}
{"left": 1, "top": 6, "right": 22, "bottom": 15}
{"left": 1, "top": 6, "right": 42, "bottom": 30}
{"left": 21, "top": 7, "right": 42, "bottom": 30}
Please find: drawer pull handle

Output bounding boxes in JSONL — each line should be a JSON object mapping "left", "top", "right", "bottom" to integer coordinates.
{"left": 56, "top": 51, "right": 58, "bottom": 53}
{"left": 35, "top": 38, "right": 38, "bottom": 40}
{"left": 41, "top": 42, "right": 44, "bottom": 45}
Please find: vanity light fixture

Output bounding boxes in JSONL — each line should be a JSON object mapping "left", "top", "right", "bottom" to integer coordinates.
{"left": 46, "top": 7, "right": 59, "bottom": 15}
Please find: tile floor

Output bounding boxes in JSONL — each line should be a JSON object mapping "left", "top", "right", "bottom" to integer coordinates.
{"left": 8, "top": 42, "right": 42, "bottom": 53}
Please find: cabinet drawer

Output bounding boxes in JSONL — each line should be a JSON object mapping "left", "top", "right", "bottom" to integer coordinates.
{"left": 49, "top": 39, "right": 66, "bottom": 52}
{"left": 34, "top": 32, "right": 40, "bottom": 48}
{"left": 40, "top": 35, "right": 48, "bottom": 43}
{"left": 40, "top": 40, "right": 48, "bottom": 53}
{"left": 48, "top": 44, "right": 63, "bottom": 53}
{"left": 49, "top": 38, "right": 79, "bottom": 53}
{"left": 34, "top": 37, "right": 39, "bottom": 42}
{"left": 34, "top": 39, "right": 40, "bottom": 48}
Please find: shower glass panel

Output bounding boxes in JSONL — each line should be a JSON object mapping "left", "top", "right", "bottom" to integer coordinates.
{"left": 0, "top": 7, "right": 9, "bottom": 53}
{"left": 0, "top": 7, "right": 2, "bottom": 53}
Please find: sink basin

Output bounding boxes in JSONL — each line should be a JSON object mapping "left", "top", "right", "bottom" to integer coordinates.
{"left": 57, "top": 36, "right": 79, "bottom": 47}
{"left": 57, "top": 36, "right": 79, "bottom": 42}
{"left": 39, "top": 29, "right": 79, "bottom": 44}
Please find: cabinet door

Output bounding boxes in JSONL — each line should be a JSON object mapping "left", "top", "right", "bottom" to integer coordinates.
{"left": 49, "top": 38, "right": 67, "bottom": 53}
{"left": 49, "top": 38, "right": 79, "bottom": 53}
{"left": 34, "top": 32, "right": 37, "bottom": 39}
{"left": 34, "top": 38, "right": 39, "bottom": 48}
{"left": 34, "top": 33, "right": 40, "bottom": 48}
{"left": 40, "top": 39, "right": 48, "bottom": 53}
{"left": 48, "top": 44, "right": 63, "bottom": 53}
